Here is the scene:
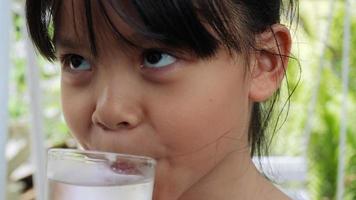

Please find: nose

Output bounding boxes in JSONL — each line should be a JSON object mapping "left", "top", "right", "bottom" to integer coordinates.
{"left": 91, "top": 82, "right": 143, "bottom": 131}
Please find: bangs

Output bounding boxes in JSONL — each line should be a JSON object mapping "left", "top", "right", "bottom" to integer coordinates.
{"left": 26, "top": 0, "right": 251, "bottom": 62}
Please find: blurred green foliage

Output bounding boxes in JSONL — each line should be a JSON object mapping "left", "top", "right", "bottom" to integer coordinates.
{"left": 9, "top": 6, "right": 70, "bottom": 145}
{"left": 308, "top": 2, "right": 356, "bottom": 200}
{"left": 272, "top": 1, "right": 356, "bottom": 199}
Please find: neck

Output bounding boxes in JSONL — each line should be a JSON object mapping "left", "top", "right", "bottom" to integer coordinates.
{"left": 152, "top": 131, "right": 290, "bottom": 200}
{"left": 178, "top": 150, "right": 290, "bottom": 200}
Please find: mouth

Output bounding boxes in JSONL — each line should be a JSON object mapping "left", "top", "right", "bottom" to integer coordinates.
{"left": 110, "top": 160, "right": 143, "bottom": 175}
{"left": 76, "top": 125, "right": 165, "bottom": 161}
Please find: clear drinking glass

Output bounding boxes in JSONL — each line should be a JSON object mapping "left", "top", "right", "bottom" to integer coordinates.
{"left": 46, "top": 148, "right": 156, "bottom": 200}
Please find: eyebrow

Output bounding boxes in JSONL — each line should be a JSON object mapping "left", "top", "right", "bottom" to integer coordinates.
{"left": 55, "top": 31, "right": 166, "bottom": 56}
{"left": 125, "top": 33, "right": 170, "bottom": 50}
{"left": 55, "top": 36, "right": 89, "bottom": 50}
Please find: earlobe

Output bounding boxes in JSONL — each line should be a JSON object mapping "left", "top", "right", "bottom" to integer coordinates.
{"left": 249, "top": 24, "right": 292, "bottom": 102}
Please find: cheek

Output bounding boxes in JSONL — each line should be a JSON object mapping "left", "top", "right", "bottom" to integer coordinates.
{"left": 147, "top": 71, "right": 250, "bottom": 156}
{"left": 61, "top": 83, "right": 94, "bottom": 143}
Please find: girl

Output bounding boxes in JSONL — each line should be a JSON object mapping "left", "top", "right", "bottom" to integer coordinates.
{"left": 26, "top": 0, "right": 298, "bottom": 199}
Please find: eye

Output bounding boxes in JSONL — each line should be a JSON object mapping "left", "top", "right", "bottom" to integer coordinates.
{"left": 62, "top": 54, "right": 91, "bottom": 71}
{"left": 142, "top": 50, "right": 177, "bottom": 69}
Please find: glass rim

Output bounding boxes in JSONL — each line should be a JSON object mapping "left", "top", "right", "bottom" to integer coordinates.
{"left": 48, "top": 148, "right": 157, "bottom": 165}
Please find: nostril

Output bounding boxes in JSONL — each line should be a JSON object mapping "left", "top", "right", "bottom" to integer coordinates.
{"left": 96, "top": 121, "right": 131, "bottom": 131}
{"left": 96, "top": 122, "right": 110, "bottom": 131}
{"left": 117, "top": 121, "right": 130, "bottom": 128}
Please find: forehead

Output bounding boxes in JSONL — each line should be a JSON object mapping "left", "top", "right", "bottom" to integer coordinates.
{"left": 54, "top": 0, "right": 142, "bottom": 52}
{"left": 52, "top": 0, "right": 224, "bottom": 59}
{"left": 56, "top": 1, "right": 86, "bottom": 39}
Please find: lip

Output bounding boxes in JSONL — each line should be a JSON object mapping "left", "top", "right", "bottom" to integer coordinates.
{"left": 110, "top": 160, "right": 142, "bottom": 175}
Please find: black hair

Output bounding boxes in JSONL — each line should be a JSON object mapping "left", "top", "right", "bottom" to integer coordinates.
{"left": 25, "top": 0, "right": 299, "bottom": 158}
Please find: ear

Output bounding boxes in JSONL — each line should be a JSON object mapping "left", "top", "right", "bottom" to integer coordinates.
{"left": 248, "top": 24, "right": 292, "bottom": 102}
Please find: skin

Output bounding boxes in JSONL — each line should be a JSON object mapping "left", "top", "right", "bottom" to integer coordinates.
{"left": 56, "top": 1, "right": 292, "bottom": 200}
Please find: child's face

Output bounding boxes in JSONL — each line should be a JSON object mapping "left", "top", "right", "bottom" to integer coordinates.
{"left": 57, "top": 0, "right": 252, "bottom": 180}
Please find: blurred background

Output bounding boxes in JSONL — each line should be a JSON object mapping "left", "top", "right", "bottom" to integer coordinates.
{"left": 1, "top": 0, "right": 355, "bottom": 199}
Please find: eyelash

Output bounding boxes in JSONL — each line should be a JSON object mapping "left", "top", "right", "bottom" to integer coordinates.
{"left": 58, "top": 49, "right": 181, "bottom": 72}
{"left": 59, "top": 54, "right": 81, "bottom": 70}
{"left": 142, "top": 48, "right": 176, "bottom": 58}
{"left": 142, "top": 49, "right": 178, "bottom": 67}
